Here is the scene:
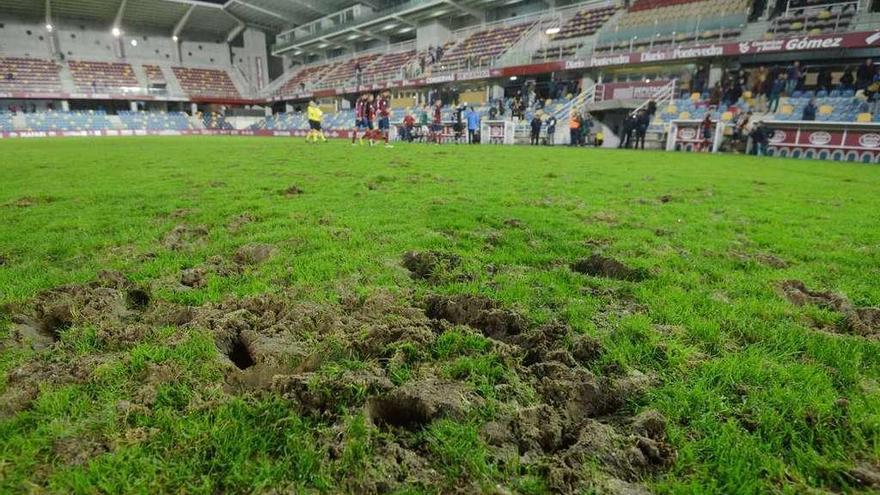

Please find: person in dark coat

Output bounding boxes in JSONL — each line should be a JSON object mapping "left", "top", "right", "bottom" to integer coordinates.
{"left": 545, "top": 116, "right": 557, "bottom": 145}
{"left": 530, "top": 116, "right": 542, "bottom": 145}
{"left": 618, "top": 113, "right": 636, "bottom": 149}
{"left": 802, "top": 98, "right": 817, "bottom": 121}
{"left": 635, "top": 109, "right": 649, "bottom": 149}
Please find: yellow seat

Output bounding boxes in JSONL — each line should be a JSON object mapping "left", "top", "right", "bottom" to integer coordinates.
{"left": 721, "top": 111, "right": 733, "bottom": 122}
{"left": 690, "top": 92, "right": 701, "bottom": 102}
{"left": 857, "top": 113, "right": 872, "bottom": 122}
{"left": 665, "top": 104, "right": 677, "bottom": 114}
{"left": 819, "top": 105, "right": 834, "bottom": 115}
{"left": 679, "top": 111, "right": 691, "bottom": 119}
{"left": 780, "top": 104, "right": 794, "bottom": 115}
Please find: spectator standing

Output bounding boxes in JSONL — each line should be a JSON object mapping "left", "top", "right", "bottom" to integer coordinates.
{"left": 546, "top": 116, "right": 557, "bottom": 145}
{"left": 618, "top": 113, "right": 636, "bottom": 149}
{"left": 511, "top": 92, "right": 524, "bottom": 120}
{"left": 581, "top": 112, "right": 593, "bottom": 146}
{"left": 802, "top": 98, "right": 817, "bottom": 121}
{"left": 840, "top": 67, "right": 855, "bottom": 90}
{"left": 699, "top": 113, "right": 714, "bottom": 152}
{"left": 466, "top": 106, "right": 480, "bottom": 144}
{"left": 431, "top": 100, "right": 443, "bottom": 145}
{"left": 857, "top": 59, "right": 876, "bottom": 90}
{"left": 769, "top": 74, "right": 786, "bottom": 112}
{"left": 785, "top": 61, "right": 801, "bottom": 96}
{"left": 635, "top": 109, "right": 649, "bottom": 150}
{"left": 530, "top": 115, "right": 542, "bottom": 145}
{"left": 568, "top": 111, "right": 581, "bottom": 146}
{"left": 749, "top": 122, "right": 769, "bottom": 156}
{"left": 817, "top": 67, "right": 833, "bottom": 93}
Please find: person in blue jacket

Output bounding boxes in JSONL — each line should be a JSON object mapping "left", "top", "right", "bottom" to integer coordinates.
{"left": 466, "top": 107, "right": 481, "bottom": 144}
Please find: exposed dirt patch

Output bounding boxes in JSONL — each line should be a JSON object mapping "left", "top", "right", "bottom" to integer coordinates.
{"left": 425, "top": 294, "right": 526, "bottom": 341}
{"left": 161, "top": 224, "right": 209, "bottom": 251}
{"left": 167, "top": 208, "right": 191, "bottom": 219}
{"left": 4, "top": 272, "right": 672, "bottom": 493}
{"left": 401, "top": 251, "right": 461, "bottom": 281}
{"left": 227, "top": 213, "right": 256, "bottom": 233}
{"left": 779, "top": 280, "right": 880, "bottom": 337}
{"left": 366, "top": 378, "right": 477, "bottom": 430}
{"left": 280, "top": 185, "right": 304, "bottom": 196}
{"left": 180, "top": 267, "right": 207, "bottom": 288}
{"left": 732, "top": 251, "right": 789, "bottom": 269}
{"left": 53, "top": 436, "right": 108, "bottom": 466}
{"left": 6, "top": 196, "right": 55, "bottom": 208}
{"left": 571, "top": 254, "right": 647, "bottom": 282}
{"left": 0, "top": 254, "right": 7, "bottom": 266}
{"left": 503, "top": 218, "right": 524, "bottom": 228}
{"left": 233, "top": 244, "right": 275, "bottom": 265}
{"left": 658, "top": 195, "right": 674, "bottom": 204}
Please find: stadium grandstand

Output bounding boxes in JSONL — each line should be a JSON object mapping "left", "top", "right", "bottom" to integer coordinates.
{"left": 3, "top": 1, "right": 880, "bottom": 494}
{"left": 0, "top": 0, "right": 878, "bottom": 159}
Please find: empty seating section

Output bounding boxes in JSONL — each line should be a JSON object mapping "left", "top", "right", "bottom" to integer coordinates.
{"left": 143, "top": 65, "right": 165, "bottom": 82}
{"left": 172, "top": 67, "right": 241, "bottom": 98}
{"left": 202, "top": 112, "right": 234, "bottom": 130}
{"left": 0, "top": 57, "right": 62, "bottom": 93}
{"left": 118, "top": 111, "right": 191, "bottom": 130}
{"left": 23, "top": 111, "right": 110, "bottom": 131}
{"left": 596, "top": 0, "right": 748, "bottom": 51}
{"left": 69, "top": 60, "right": 139, "bottom": 93}
{"left": 276, "top": 64, "right": 333, "bottom": 95}
{"left": 0, "top": 112, "right": 12, "bottom": 132}
{"left": 440, "top": 22, "right": 536, "bottom": 70}
{"left": 318, "top": 54, "right": 383, "bottom": 89}
{"left": 769, "top": 2, "right": 855, "bottom": 35}
{"left": 552, "top": 5, "right": 618, "bottom": 41}
{"left": 362, "top": 50, "right": 417, "bottom": 84}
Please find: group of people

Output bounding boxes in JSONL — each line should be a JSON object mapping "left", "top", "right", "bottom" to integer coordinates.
{"left": 617, "top": 105, "right": 655, "bottom": 149}
{"left": 349, "top": 90, "right": 395, "bottom": 148}
{"left": 702, "top": 58, "right": 880, "bottom": 113}
{"left": 567, "top": 110, "right": 599, "bottom": 147}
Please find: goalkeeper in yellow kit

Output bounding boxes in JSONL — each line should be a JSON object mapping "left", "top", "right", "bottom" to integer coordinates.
{"left": 306, "top": 100, "right": 327, "bottom": 143}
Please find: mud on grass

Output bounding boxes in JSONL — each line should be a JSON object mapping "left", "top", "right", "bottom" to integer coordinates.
{"left": 2, "top": 138, "right": 880, "bottom": 494}
{"left": 3, "top": 272, "right": 673, "bottom": 494}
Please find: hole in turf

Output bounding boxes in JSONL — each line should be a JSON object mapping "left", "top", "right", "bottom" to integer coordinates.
{"left": 126, "top": 289, "right": 151, "bottom": 310}
{"left": 229, "top": 336, "right": 255, "bottom": 370}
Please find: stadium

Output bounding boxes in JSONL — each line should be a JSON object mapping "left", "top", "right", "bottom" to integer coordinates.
{"left": 1, "top": 0, "right": 879, "bottom": 493}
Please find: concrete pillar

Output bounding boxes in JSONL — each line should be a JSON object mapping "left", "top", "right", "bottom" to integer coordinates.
{"left": 265, "top": 106, "right": 272, "bottom": 117}
{"left": 61, "top": 100, "right": 70, "bottom": 111}
{"left": 285, "top": 103, "right": 294, "bottom": 113}
{"left": 416, "top": 21, "right": 453, "bottom": 51}
{"left": 190, "top": 102, "right": 198, "bottom": 115}
{"left": 130, "top": 101, "right": 138, "bottom": 112}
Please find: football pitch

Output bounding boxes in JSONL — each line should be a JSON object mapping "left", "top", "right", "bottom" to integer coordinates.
{"left": 1, "top": 137, "right": 879, "bottom": 494}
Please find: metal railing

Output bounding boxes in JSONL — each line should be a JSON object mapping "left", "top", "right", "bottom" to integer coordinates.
{"left": 768, "top": 0, "right": 859, "bottom": 35}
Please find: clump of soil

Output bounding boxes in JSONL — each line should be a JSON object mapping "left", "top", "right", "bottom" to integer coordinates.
{"left": 6, "top": 196, "right": 54, "bottom": 208}
{"left": 732, "top": 251, "right": 789, "bottom": 269}
{"left": 227, "top": 213, "right": 256, "bottom": 232}
{"left": 366, "top": 378, "right": 477, "bottom": 430}
{"left": 425, "top": 294, "right": 526, "bottom": 341}
{"left": 167, "top": 208, "right": 191, "bottom": 219}
{"left": 503, "top": 218, "right": 524, "bottom": 228}
{"left": 0, "top": 254, "right": 8, "bottom": 266}
{"left": 658, "top": 195, "right": 674, "bottom": 204}
{"left": 779, "top": 280, "right": 880, "bottom": 337}
{"left": 571, "top": 254, "right": 647, "bottom": 282}
{"left": 8, "top": 270, "right": 152, "bottom": 350}
{"left": 161, "top": 224, "right": 209, "bottom": 251}
{"left": 180, "top": 267, "right": 207, "bottom": 288}
{"left": 280, "top": 185, "right": 304, "bottom": 196}
{"left": 401, "top": 251, "right": 461, "bottom": 281}
{"left": 233, "top": 244, "right": 275, "bottom": 265}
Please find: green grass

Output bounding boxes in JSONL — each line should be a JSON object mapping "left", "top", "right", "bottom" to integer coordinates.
{"left": 1, "top": 136, "right": 879, "bottom": 494}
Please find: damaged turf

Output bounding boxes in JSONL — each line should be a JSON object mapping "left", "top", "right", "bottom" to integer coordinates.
{"left": 3, "top": 271, "right": 675, "bottom": 493}
{"left": 779, "top": 280, "right": 880, "bottom": 337}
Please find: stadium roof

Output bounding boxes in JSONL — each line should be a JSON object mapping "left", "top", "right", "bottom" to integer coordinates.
{"left": 0, "top": 0, "right": 401, "bottom": 39}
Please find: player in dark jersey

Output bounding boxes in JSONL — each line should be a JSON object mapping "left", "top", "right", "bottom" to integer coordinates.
{"left": 365, "top": 93, "right": 377, "bottom": 146}
{"left": 376, "top": 89, "right": 393, "bottom": 148}
{"left": 431, "top": 99, "right": 443, "bottom": 145}
{"left": 352, "top": 93, "right": 368, "bottom": 145}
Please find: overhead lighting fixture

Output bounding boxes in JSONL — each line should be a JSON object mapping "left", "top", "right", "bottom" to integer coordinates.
{"left": 510, "top": 76, "right": 518, "bottom": 81}
{"left": 545, "top": 27, "right": 560, "bottom": 35}
{"left": 317, "top": 42, "right": 329, "bottom": 48}
{"left": 346, "top": 34, "right": 360, "bottom": 40}
{"left": 294, "top": 50, "right": 303, "bottom": 55}
{"left": 45, "top": 23, "right": 53, "bottom": 32}
{"left": 399, "top": 27, "right": 413, "bottom": 33}
{"left": 381, "top": 23, "right": 396, "bottom": 31}
{"left": 130, "top": 39, "right": 138, "bottom": 46}
{"left": 172, "top": 35, "right": 179, "bottom": 42}
{"left": 112, "top": 27, "right": 121, "bottom": 37}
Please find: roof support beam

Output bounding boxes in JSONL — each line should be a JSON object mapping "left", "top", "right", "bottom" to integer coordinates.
{"left": 45, "top": 0, "right": 51, "bottom": 26}
{"left": 287, "top": 0, "right": 333, "bottom": 17}
{"left": 228, "top": 0, "right": 289, "bottom": 22}
{"left": 227, "top": 21, "right": 246, "bottom": 43}
{"left": 444, "top": 0, "right": 483, "bottom": 20}
{"left": 173, "top": 5, "right": 196, "bottom": 38}
{"left": 113, "top": 0, "right": 127, "bottom": 28}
